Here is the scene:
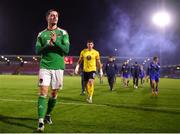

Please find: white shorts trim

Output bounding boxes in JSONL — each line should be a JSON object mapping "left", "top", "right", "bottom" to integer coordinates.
{"left": 38, "top": 69, "right": 64, "bottom": 89}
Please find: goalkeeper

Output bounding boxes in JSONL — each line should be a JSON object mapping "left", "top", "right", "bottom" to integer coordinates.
{"left": 75, "top": 40, "right": 103, "bottom": 103}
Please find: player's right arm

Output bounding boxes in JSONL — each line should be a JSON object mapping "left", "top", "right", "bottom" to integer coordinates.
{"left": 75, "top": 50, "right": 84, "bottom": 74}
{"left": 35, "top": 33, "right": 49, "bottom": 54}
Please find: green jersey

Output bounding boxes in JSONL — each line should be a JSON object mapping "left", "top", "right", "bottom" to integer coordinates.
{"left": 35, "top": 27, "right": 70, "bottom": 70}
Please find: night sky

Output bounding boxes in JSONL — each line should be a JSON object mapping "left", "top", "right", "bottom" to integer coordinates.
{"left": 0, "top": 0, "right": 180, "bottom": 64}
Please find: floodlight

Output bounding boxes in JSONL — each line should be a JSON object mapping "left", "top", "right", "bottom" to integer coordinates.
{"left": 152, "top": 11, "right": 171, "bottom": 28}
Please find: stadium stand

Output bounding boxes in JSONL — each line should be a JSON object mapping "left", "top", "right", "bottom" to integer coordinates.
{"left": 0, "top": 55, "right": 179, "bottom": 78}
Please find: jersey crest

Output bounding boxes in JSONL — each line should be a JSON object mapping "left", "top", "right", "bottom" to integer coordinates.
{"left": 86, "top": 55, "right": 92, "bottom": 61}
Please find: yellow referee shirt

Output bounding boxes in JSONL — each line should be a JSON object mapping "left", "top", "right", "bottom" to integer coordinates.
{"left": 80, "top": 49, "right": 100, "bottom": 72}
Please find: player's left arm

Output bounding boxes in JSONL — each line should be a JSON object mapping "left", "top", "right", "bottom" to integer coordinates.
{"left": 96, "top": 52, "right": 103, "bottom": 76}
{"left": 97, "top": 59, "right": 103, "bottom": 69}
{"left": 53, "top": 31, "right": 70, "bottom": 55}
{"left": 115, "top": 63, "right": 118, "bottom": 74}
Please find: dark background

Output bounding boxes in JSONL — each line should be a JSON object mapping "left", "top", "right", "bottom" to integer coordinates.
{"left": 0, "top": 0, "right": 179, "bottom": 64}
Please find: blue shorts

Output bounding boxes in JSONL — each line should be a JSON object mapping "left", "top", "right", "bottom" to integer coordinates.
{"left": 150, "top": 74, "right": 159, "bottom": 82}
{"left": 123, "top": 74, "right": 129, "bottom": 79}
{"left": 139, "top": 74, "right": 145, "bottom": 79}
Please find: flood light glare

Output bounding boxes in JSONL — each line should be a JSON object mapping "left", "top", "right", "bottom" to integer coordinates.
{"left": 152, "top": 11, "right": 171, "bottom": 28}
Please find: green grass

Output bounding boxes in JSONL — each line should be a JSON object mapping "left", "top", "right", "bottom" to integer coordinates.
{"left": 0, "top": 75, "right": 180, "bottom": 133}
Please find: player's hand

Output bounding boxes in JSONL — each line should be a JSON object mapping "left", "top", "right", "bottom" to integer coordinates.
{"left": 50, "top": 31, "right": 56, "bottom": 43}
{"left": 75, "top": 64, "right": 79, "bottom": 74}
{"left": 99, "top": 68, "right": 103, "bottom": 77}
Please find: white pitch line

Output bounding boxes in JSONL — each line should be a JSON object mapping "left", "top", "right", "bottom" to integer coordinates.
{"left": 0, "top": 98, "right": 180, "bottom": 112}
{"left": 0, "top": 98, "right": 105, "bottom": 107}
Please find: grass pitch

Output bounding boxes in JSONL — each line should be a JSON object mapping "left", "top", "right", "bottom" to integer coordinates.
{"left": 0, "top": 75, "right": 180, "bottom": 133}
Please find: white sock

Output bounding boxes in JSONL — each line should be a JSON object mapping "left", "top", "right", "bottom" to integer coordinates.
{"left": 39, "top": 118, "right": 44, "bottom": 123}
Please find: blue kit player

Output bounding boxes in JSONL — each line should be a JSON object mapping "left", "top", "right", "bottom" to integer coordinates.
{"left": 149, "top": 56, "right": 160, "bottom": 96}
{"left": 105, "top": 56, "right": 118, "bottom": 91}
{"left": 139, "top": 65, "right": 146, "bottom": 87}
{"left": 121, "top": 61, "right": 131, "bottom": 87}
{"left": 131, "top": 62, "right": 140, "bottom": 89}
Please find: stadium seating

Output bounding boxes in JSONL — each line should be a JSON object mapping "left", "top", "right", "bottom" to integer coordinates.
{"left": 0, "top": 55, "right": 179, "bottom": 78}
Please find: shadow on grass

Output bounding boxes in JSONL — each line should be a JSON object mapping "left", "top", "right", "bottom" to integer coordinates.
{"left": 104, "top": 103, "right": 180, "bottom": 115}
{"left": 60, "top": 96, "right": 85, "bottom": 103}
{"left": 115, "top": 88, "right": 135, "bottom": 95}
{"left": 0, "top": 114, "right": 36, "bottom": 130}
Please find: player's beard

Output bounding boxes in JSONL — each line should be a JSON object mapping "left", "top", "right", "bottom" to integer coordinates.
{"left": 50, "top": 19, "right": 58, "bottom": 26}
{"left": 49, "top": 22, "right": 58, "bottom": 29}
{"left": 51, "top": 23, "right": 57, "bottom": 26}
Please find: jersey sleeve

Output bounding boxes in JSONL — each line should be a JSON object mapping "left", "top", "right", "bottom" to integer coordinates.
{"left": 115, "top": 63, "right": 118, "bottom": 73}
{"left": 53, "top": 30, "right": 70, "bottom": 55}
{"left": 35, "top": 34, "right": 49, "bottom": 54}
{"left": 80, "top": 50, "right": 84, "bottom": 59}
{"left": 95, "top": 51, "right": 100, "bottom": 60}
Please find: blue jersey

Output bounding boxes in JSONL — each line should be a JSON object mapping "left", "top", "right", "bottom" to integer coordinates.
{"left": 139, "top": 69, "right": 145, "bottom": 78}
{"left": 131, "top": 64, "right": 140, "bottom": 77}
{"left": 149, "top": 62, "right": 160, "bottom": 77}
{"left": 146, "top": 66, "right": 150, "bottom": 76}
{"left": 121, "top": 64, "right": 130, "bottom": 75}
{"left": 105, "top": 61, "right": 118, "bottom": 77}
{"left": 121, "top": 64, "right": 130, "bottom": 78}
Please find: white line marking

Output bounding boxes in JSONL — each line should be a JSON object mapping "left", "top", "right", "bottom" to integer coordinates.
{"left": 0, "top": 98, "right": 180, "bottom": 112}
{"left": 0, "top": 98, "right": 105, "bottom": 107}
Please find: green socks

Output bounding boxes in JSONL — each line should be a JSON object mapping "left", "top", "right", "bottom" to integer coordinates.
{"left": 38, "top": 96, "right": 47, "bottom": 119}
{"left": 38, "top": 96, "right": 57, "bottom": 120}
{"left": 46, "top": 97, "right": 57, "bottom": 115}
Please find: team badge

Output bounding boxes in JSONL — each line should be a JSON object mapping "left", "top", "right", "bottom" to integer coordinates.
{"left": 57, "top": 33, "right": 61, "bottom": 36}
{"left": 39, "top": 78, "right": 43, "bottom": 84}
{"left": 86, "top": 55, "right": 91, "bottom": 60}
